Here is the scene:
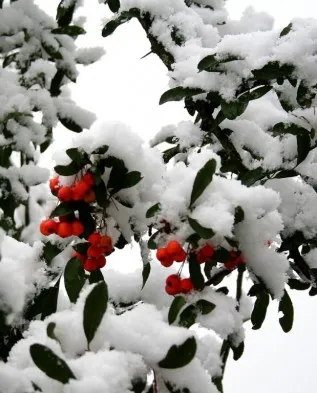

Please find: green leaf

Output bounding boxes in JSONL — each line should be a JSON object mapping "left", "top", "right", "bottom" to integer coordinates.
{"left": 204, "top": 261, "right": 217, "bottom": 279}
{"left": 168, "top": 296, "right": 186, "bottom": 324}
{"left": 213, "top": 247, "right": 231, "bottom": 263}
{"left": 58, "top": 116, "right": 83, "bottom": 133}
{"left": 132, "top": 378, "right": 147, "bottom": 393}
{"left": 297, "top": 132, "right": 311, "bottom": 165}
{"left": 148, "top": 230, "right": 160, "bottom": 250}
{"left": 94, "top": 179, "right": 108, "bottom": 208}
{"left": 46, "top": 322, "right": 58, "bottom": 342}
{"left": 3, "top": 53, "right": 17, "bottom": 68}
{"left": 196, "top": 299, "right": 216, "bottom": 315}
{"left": 73, "top": 242, "right": 90, "bottom": 255}
{"left": 190, "top": 159, "right": 217, "bottom": 207}
{"left": 221, "top": 99, "right": 248, "bottom": 120}
{"left": 234, "top": 206, "right": 245, "bottom": 224}
{"left": 188, "top": 253, "right": 205, "bottom": 290}
{"left": 42, "top": 242, "right": 63, "bottom": 266}
{"left": 297, "top": 81, "right": 316, "bottom": 108}
{"left": 252, "top": 62, "right": 295, "bottom": 82}
{"left": 66, "top": 148, "right": 90, "bottom": 166}
{"left": 273, "top": 170, "right": 298, "bottom": 179}
{"left": 251, "top": 290, "right": 270, "bottom": 330}
{"left": 54, "top": 161, "right": 80, "bottom": 176}
{"left": 49, "top": 202, "right": 74, "bottom": 218}
{"left": 52, "top": 25, "right": 86, "bottom": 36}
{"left": 146, "top": 203, "right": 161, "bottom": 218}
{"left": 83, "top": 281, "right": 108, "bottom": 345}
{"left": 107, "top": 0, "right": 120, "bottom": 12}
{"left": 50, "top": 69, "right": 64, "bottom": 97}
{"left": 278, "top": 290, "right": 294, "bottom": 333}
{"left": 239, "top": 167, "right": 266, "bottom": 186}
{"left": 142, "top": 262, "right": 151, "bottom": 289}
{"left": 56, "top": 0, "right": 76, "bottom": 27}
{"left": 231, "top": 341, "right": 244, "bottom": 361}
{"left": 158, "top": 337, "right": 197, "bottom": 369}
{"left": 241, "top": 86, "right": 272, "bottom": 101}
{"left": 178, "top": 305, "right": 197, "bottom": 328}
{"left": 188, "top": 217, "right": 215, "bottom": 239}
{"left": 159, "top": 87, "right": 204, "bottom": 105}
{"left": 197, "top": 55, "right": 219, "bottom": 72}
{"left": 89, "top": 269, "right": 105, "bottom": 284}
{"left": 120, "top": 171, "right": 143, "bottom": 190}
{"left": 30, "top": 344, "right": 76, "bottom": 384}
{"left": 64, "top": 257, "right": 86, "bottom": 303}
{"left": 163, "top": 145, "right": 180, "bottom": 163}
{"left": 287, "top": 279, "right": 310, "bottom": 290}
{"left": 102, "top": 19, "right": 123, "bottom": 37}
{"left": 280, "top": 23, "right": 292, "bottom": 37}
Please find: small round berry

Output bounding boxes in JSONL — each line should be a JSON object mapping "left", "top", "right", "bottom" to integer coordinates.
{"left": 173, "top": 250, "right": 187, "bottom": 263}
{"left": 82, "top": 172, "right": 94, "bottom": 187}
{"left": 165, "top": 274, "right": 181, "bottom": 295}
{"left": 96, "top": 255, "right": 106, "bottom": 268}
{"left": 156, "top": 248, "right": 173, "bottom": 267}
{"left": 87, "top": 245, "right": 104, "bottom": 258}
{"left": 166, "top": 240, "right": 184, "bottom": 259}
{"left": 83, "top": 189, "right": 96, "bottom": 203}
{"left": 57, "top": 186, "right": 73, "bottom": 202}
{"left": 180, "top": 278, "right": 194, "bottom": 294}
{"left": 72, "top": 220, "right": 84, "bottom": 236}
{"left": 99, "top": 235, "right": 112, "bottom": 253}
{"left": 88, "top": 232, "right": 101, "bottom": 246}
{"left": 72, "top": 180, "right": 90, "bottom": 200}
{"left": 73, "top": 251, "right": 86, "bottom": 262}
{"left": 83, "top": 258, "right": 99, "bottom": 272}
{"left": 40, "top": 219, "right": 58, "bottom": 236}
{"left": 57, "top": 222, "right": 73, "bottom": 238}
{"left": 49, "top": 176, "right": 60, "bottom": 191}
{"left": 197, "top": 244, "right": 215, "bottom": 263}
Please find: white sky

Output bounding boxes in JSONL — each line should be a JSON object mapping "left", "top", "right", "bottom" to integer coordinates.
{"left": 38, "top": 1, "right": 317, "bottom": 392}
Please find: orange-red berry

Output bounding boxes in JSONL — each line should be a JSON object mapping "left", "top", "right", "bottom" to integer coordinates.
{"left": 224, "top": 251, "right": 244, "bottom": 270}
{"left": 180, "top": 278, "right": 194, "bottom": 294}
{"left": 166, "top": 240, "right": 184, "bottom": 259}
{"left": 87, "top": 245, "right": 104, "bottom": 258}
{"left": 156, "top": 248, "right": 174, "bottom": 267}
{"left": 96, "top": 255, "right": 106, "bottom": 268}
{"left": 83, "top": 258, "right": 99, "bottom": 272}
{"left": 165, "top": 274, "right": 181, "bottom": 295}
{"left": 73, "top": 180, "right": 90, "bottom": 200}
{"left": 72, "top": 220, "right": 84, "bottom": 236}
{"left": 82, "top": 172, "right": 94, "bottom": 187}
{"left": 73, "top": 251, "right": 86, "bottom": 262}
{"left": 40, "top": 219, "right": 58, "bottom": 236}
{"left": 197, "top": 244, "right": 215, "bottom": 264}
{"left": 49, "top": 176, "right": 60, "bottom": 191}
{"left": 83, "top": 189, "right": 96, "bottom": 203}
{"left": 57, "top": 222, "right": 73, "bottom": 238}
{"left": 173, "top": 249, "right": 187, "bottom": 263}
{"left": 88, "top": 232, "right": 101, "bottom": 246}
{"left": 57, "top": 186, "right": 73, "bottom": 202}
{"left": 99, "top": 235, "right": 112, "bottom": 253}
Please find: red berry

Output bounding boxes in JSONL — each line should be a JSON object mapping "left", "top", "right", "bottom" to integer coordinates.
{"left": 72, "top": 180, "right": 90, "bottom": 200}
{"left": 96, "top": 255, "right": 106, "bottom": 268}
{"left": 166, "top": 240, "right": 184, "bottom": 259}
{"left": 180, "top": 278, "right": 194, "bottom": 294}
{"left": 83, "top": 189, "right": 96, "bottom": 203}
{"left": 57, "top": 222, "right": 73, "bottom": 238}
{"left": 72, "top": 220, "right": 84, "bottom": 236}
{"left": 49, "top": 176, "right": 60, "bottom": 191}
{"left": 87, "top": 245, "right": 104, "bottom": 258}
{"left": 156, "top": 248, "right": 173, "bottom": 267}
{"left": 99, "top": 235, "right": 112, "bottom": 253}
{"left": 174, "top": 249, "right": 187, "bottom": 263}
{"left": 165, "top": 274, "right": 181, "bottom": 295}
{"left": 83, "top": 258, "right": 99, "bottom": 272}
{"left": 197, "top": 244, "right": 215, "bottom": 263}
{"left": 57, "top": 186, "right": 73, "bottom": 202}
{"left": 225, "top": 251, "right": 244, "bottom": 269}
{"left": 40, "top": 219, "right": 58, "bottom": 236}
{"left": 73, "top": 251, "right": 86, "bottom": 262}
{"left": 82, "top": 172, "right": 94, "bottom": 187}
{"left": 88, "top": 232, "right": 101, "bottom": 246}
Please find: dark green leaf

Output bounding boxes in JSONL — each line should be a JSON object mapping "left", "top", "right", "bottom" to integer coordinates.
{"left": 120, "top": 171, "right": 143, "bottom": 190}
{"left": 148, "top": 231, "right": 160, "bottom": 250}
{"left": 231, "top": 341, "right": 244, "bottom": 361}
{"left": 188, "top": 253, "right": 205, "bottom": 290}
{"left": 50, "top": 69, "right": 64, "bottom": 97}
{"left": 42, "top": 242, "right": 63, "bottom": 266}
{"left": 297, "top": 132, "right": 311, "bottom": 165}
{"left": 163, "top": 145, "right": 180, "bottom": 163}
{"left": 251, "top": 290, "right": 270, "bottom": 330}
{"left": 178, "top": 305, "right": 197, "bottom": 328}
{"left": 52, "top": 25, "right": 86, "bottom": 36}
{"left": 107, "top": 0, "right": 120, "bottom": 12}
{"left": 94, "top": 179, "right": 108, "bottom": 208}
{"left": 280, "top": 23, "right": 292, "bottom": 37}
{"left": 239, "top": 167, "right": 266, "bottom": 186}
{"left": 89, "top": 269, "right": 105, "bottom": 284}
{"left": 158, "top": 337, "right": 197, "bottom": 369}
{"left": 278, "top": 290, "right": 294, "bottom": 333}
{"left": 241, "top": 86, "right": 272, "bottom": 101}
{"left": 142, "top": 262, "right": 151, "bottom": 289}
{"left": 83, "top": 281, "right": 108, "bottom": 345}
{"left": 224, "top": 236, "right": 239, "bottom": 248}
{"left": 46, "top": 322, "right": 58, "bottom": 342}
{"left": 30, "top": 344, "right": 75, "bottom": 383}
{"left": 197, "top": 55, "right": 219, "bottom": 72}
{"left": 273, "top": 170, "right": 298, "bottom": 179}
{"left": 297, "top": 81, "right": 316, "bottom": 108}
{"left": 190, "top": 159, "right": 217, "bottom": 207}
{"left": 252, "top": 62, "right": 295, "bottom": 82}
{"left": 91, "top": 145, "right": 109, "bottom": 155}
{"left": 159, "top": 87, "right": 204, "bottom": 105}
{"left": 66, "top": 148, "right": 90, "bottom": 166}
{"left": 146, "top": 203, "right": 161, "bottom": 218}
{"left": 54, "top": 161, "right": 80, "bottom": 176}
{"left": 49, "top": 202, "right": 74, "bottom": 218}
{"left": 73, "top": 242, "right": 90, "bottom": 255}
{"left": 288, "top": 279, "right": 310, "bottom": 290}
{"left": 56, "top": 1, "right": 76, "bottom": 27}
{"left": 132, "top": 378, "right": 147, "bottom": 393}
{"left": 58, "top": 116, "right": 82, "bottom": 133}
{"left": 213, "top": 247, "right": 231, "bottom": 263}
{"left": 168, "top": 296, "right": 186, "bottom": 324}
{"left": 41, "top": 42, "right": 62, "bottom": 60}
{"left": 234, "top": 206, "right": 245, "bottom": 224}
{"left": 204, "top": 261, "right": 217, "bottom": 279}
{"left": 248, "top": 283, "right": 265, "bottom": 297}
{"left": 221, "top": 99, "right": 248, "bottom": 120}
{"left": 188, "top": 217, "right": 215, "bottom": 239}
{"left": 102, "top": 19, "right": 123, "bottom": 37}
{"left": 64, "top": 257, "right": 86, "bottom": 303}
{"left": 3, "top": 53, "right": 17, "bottom": 68}
{"left": 196, "top": 299, "right": 216, "bottom": 315}
{"left": 216, "top": 286, "right": 229, "bottom": 295}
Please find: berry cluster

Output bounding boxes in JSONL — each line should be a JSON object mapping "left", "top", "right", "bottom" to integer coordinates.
{"left": 40, "top": 217, "right": 84, "bottom": 238}
{"left": 157, "top": 238, "right": 244, "bottom": 296}
{"left": 73, "top": 232, "right": 113, "bottom": 272}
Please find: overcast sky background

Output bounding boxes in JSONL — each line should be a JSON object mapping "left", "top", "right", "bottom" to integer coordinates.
{"left": 37, "top": 1, "right": 317, "bottom": 392}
